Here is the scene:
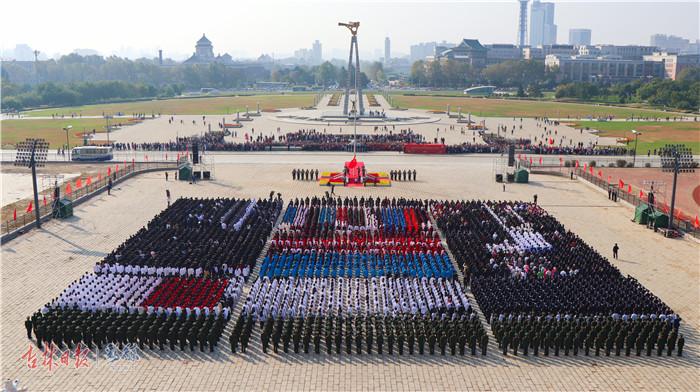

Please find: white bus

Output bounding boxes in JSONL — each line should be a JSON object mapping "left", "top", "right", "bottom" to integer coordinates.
{"left": 71, "top": 146, "right": 114, "bottom": 161}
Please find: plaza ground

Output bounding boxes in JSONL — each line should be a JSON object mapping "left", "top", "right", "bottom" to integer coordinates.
{"left": 1, "top": 153, "right": 699, "bottom": 391}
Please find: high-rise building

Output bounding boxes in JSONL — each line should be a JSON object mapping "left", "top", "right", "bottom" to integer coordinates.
{"left": 311, "top": 40, "right": 322, "bottom": 64}
{"left": 410, "top": 42, "right": 436, "bottom": 62}
{"left": 530, "top": 0, "right": 557, "bottom": 47}
{"left": 569, "top": 29, "right": 591, "bottom": 46}
{"left": 384, "top": 37, "right": 391, "bottom": 65}
{"left": 650, "top": 34, "right": 699, "bottom": 54}
{"left": 518, "top": 0, "right": 529, "bottom": 47}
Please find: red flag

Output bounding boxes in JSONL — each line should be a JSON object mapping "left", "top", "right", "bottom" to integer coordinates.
{"left": 529, "top": 157, "right": 533, "bottom": 165}
{"left": 66, "top": 183, "right": 72, "bottom": 195}
{"left": 177, "top": 153, "right": 180, "bottom": 161}
{"left": 116, "top": 164, "right": 119, "bottom": 173}
{"left": 76, "top": 178, "right": 82, "bottom": 188}
{"left": 619, "top": 179, "right": 624, "bottom": 188}
{"left": 539, "top": 157, "right": 543, "bottom": 165}
{"left": 26, "top": 201, "right": 33, "bottom": 213}
{"left": 575, "top": 160, "right": 580, "bottom": 168}
{"left": 583, "top": 163, "right": 587, "bottom": 172}
{"left": 639, "top": 189, "right": 644, "bottom": 198}
{"left": 107, "top": 167, "right": 111, "bottom": 176}
{"left": 598, "top": 170, "right": 602, "bottom": 178}
{"left": 627, "top": 184, "right": 632, "bottom": 194}
{"left": 694, "top": 215, "right": 699, "bottom": 229}
{"left": 589, "top": 166, "right": 594, "bottom": 174}
{"left": 43, "top": 195, "right": 47, "bottom": 206}
{"left": 86, "top": 176, "right": 92, "bottom": 186}
{"left": 608, "top": 175, "right": 612, "bottom": 184}
{"left": 98, "top": 172, "right": 102, "bottom": 181}
{"left": 13, "top": 208, "right": 17, "bottom": 221}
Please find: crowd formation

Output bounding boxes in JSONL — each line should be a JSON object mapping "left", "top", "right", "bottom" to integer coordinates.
{"left": 491, "top": 314, "right": 684, "bottom": 357}
{"left": 24, "top": 194, "right": 684, "bottom": 360}
{"left": 229, "top": 197, "right": 487, "bottom": 355}
{"left": 431, "top": 199, "right": 684, "bottom": 357}
{"left": 25, "top": 196, "right": 281, "bottom": 354}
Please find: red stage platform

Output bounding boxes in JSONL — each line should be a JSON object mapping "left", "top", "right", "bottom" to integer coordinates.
{"left": 318, "top": 156, "right": 391, "bottom": 187}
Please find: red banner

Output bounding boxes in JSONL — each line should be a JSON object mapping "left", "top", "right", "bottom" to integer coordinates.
{"left": 403, "top": 144, "right": 447, "bottom": 154}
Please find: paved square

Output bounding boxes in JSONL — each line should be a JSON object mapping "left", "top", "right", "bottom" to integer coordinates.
{"left": 2, "top": 153, "right": 698, "bottom": 391}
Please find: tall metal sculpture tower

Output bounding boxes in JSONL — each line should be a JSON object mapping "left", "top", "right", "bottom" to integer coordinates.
{"left": 518, "top": 0, "right": 529, "bottom": 47}
{"left": 339, "top": 21, "right": 365, "bottom": 116}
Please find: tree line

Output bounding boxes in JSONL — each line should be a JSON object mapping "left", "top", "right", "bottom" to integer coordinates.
{"left": 1, "top": 53, "right": 378, "bottom": 111}
{"left": 555, "top": 68, "right": 700, "bottom": 111}
{"left": 409, "top": 59, "right": 558, "bottom": 92}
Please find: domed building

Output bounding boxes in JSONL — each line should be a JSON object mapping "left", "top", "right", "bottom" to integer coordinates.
{"left": 183, "top": 34, "right": 233, "bottom": 65}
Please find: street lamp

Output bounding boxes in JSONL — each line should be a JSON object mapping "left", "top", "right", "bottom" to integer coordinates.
{"left": 62, "top": 125, "right": 72, "bottom": 160}
{"left": 631, "top": 129, "right": 642, "bottom": 167}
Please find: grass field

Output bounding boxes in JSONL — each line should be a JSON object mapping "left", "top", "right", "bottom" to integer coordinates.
{"left": 567, "top": 120, "right": 700, "bottom": 154}
{"left": 390, "top": 95, "right": 682, "bottom": 119}
{"left": 0, "top": 118, "right": 128, "bottom": 148}
{"left": 24, "top": 94, "right": 315, "bottom": 117}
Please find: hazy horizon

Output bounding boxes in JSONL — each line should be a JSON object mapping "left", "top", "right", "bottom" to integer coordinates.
{"left": 1, "top": 0, "right": 698, "bottom": 61}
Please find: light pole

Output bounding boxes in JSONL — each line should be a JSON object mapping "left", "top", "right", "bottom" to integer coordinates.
{"left": 660, "top": 144, "right": 696, "bottom": 235}
{"left": 631, "top": 129, "right": 642, "bottom": 167}
{"left": 105, "top": 115, "right": 112, "bottom": 144}
{"left": 62, "top": 125, "right": 72, "bottom": 160}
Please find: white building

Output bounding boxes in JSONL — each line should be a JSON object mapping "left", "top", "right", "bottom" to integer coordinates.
{"left": 643, "top": 52, "right": 700, "bottom": 80}
{"left": 578, "top": 45, "right": 657, "bottom": 60}
{"left": 545, "top": 54, "right": 664, "bottom": 82}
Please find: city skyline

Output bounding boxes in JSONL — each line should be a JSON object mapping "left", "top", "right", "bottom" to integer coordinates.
{"left": 1, "top": 1, "right": 699, "bottom": 61}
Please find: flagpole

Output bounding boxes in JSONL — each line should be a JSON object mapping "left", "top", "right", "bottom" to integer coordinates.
{"left": 353, "top": 61, "right": 358, "bottom": 157}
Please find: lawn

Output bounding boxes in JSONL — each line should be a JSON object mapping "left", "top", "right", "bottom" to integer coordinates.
{"left": 24, "top": 94, "right": 315, "bottom": 117}
{"left": 567, "top": 120, "right": 700, "bottom": 154}
{"left": 390, "top": 95, "right": 681, "bottom": 119}
{"left": 0, "top": 118, "right": 129, "bottom": 148}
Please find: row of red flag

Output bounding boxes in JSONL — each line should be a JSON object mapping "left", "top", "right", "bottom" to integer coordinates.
{"left": 516, "top": 155, "right": 699, "bottom": 228}
{"left": 12, "top": 161, "right": 136, "bottom": 221}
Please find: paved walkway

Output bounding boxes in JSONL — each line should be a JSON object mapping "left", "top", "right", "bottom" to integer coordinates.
{"left": 1, "top": 155, "right": 698, "bottom": 391}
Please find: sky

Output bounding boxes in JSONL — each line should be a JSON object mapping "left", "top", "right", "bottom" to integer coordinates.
{"left": 1, "top": 0, "right": 698, "bottom": 60}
